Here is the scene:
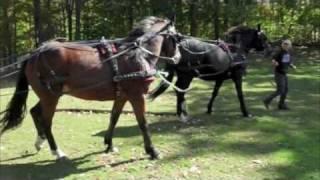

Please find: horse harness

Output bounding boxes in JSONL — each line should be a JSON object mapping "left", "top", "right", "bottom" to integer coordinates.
{"left": 38, "top": 28, "right": 178, "bottom": 96}
{"left": 179, "top": 40, "right": 247, "bottom": 78}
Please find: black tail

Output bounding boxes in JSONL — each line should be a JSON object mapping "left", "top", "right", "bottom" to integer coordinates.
{"left": 0, "top": 61, "right": 29, "bottom": 135}
{"left": 148, "top": 65, "right": 175, "bottom": 101}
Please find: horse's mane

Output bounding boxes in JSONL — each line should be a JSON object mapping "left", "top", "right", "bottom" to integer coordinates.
{"left": 128, "top": 16, "right": 168, "bottom": 38}
{"left": 225, "top": 25, "right": 255, "bottom": 35}
{"left": 34, "top": 39, "right": 96, "bottom": 54}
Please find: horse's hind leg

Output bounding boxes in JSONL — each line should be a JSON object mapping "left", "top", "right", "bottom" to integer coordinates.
{"left": 38, "top": 98, "right": 67, "bottom": 160}
{"left": 207, "top": 80, "right": 224, "bottom": 114}
{"left": 129, "top": 95, "right": 159, "bottom": 160}
{"left": 30, "top": 102, "right": 46, "bottom": 151}
{"left": 104, "top": 98, "right": 126, "bottom": 153}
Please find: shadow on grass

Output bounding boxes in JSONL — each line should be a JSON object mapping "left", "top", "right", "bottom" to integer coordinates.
{"left": 0, "top": 149, "right": 151, "bottom": 179}
{"left": 0, "top": 150, "right": 105, "bottom": 180}
{"left": 0, "top": 152, "right": 38, "bottom": 163}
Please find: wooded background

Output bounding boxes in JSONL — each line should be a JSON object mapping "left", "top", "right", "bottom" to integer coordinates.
{"left": 0, "top": 0, "right": 319, "bottom": 60}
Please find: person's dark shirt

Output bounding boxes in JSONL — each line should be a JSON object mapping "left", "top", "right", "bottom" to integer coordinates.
{"left": 272, "top": 49, "right": 292, "bottom": 74}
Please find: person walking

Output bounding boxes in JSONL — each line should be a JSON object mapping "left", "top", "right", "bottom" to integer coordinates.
{"left": 263, "top": 39, "right": 296, "bottom": 110}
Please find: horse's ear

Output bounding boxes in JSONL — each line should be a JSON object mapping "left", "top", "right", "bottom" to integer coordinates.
{"left": 168, "top": 12, "right": 176, "bottom": 25}
{"left": 257, "top": 24, "right": 261, "bottom": 31}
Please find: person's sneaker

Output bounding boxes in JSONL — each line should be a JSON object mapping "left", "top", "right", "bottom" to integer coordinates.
{"left": 278, "top": 105, "right": 290, "bottom": 110}
{"left": 263, "top": 99, "right": 270, "bottom": 110}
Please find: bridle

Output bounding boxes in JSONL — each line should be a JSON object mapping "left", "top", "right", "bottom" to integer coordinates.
{"left": 110, "top": 20, "right": 181, "bottom": 82}
{"left": 133, "top": 22, "right": 181, "bottom": 64}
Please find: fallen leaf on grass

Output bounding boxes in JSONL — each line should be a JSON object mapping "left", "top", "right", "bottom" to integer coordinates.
{"left": 189, "top": 165, "right": 201, "bottom": 174}
{"left": 252, "top": 159, "right": 263, "bottom": 165}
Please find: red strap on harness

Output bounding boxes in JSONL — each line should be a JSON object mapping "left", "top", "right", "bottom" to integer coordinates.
{"left": 218, "top": 42, "right": 229, "bottom": 52}
{"left": 111, "top": 44, "right": 117, "bottom": 54}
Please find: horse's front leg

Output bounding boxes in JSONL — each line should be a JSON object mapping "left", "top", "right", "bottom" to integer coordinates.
{"left": 207, "top": 80, "right": 224, "bottom": 114}
{"left": 233, "top": 76, "right": 252, "bottom": 117}
{"left": 104, "top": 98, "right": 127, "bottom": 153}
{"left": 129, "top": 95, "right": 159, "bottom": 160}
{"left": 175, "top": 75, "right": 193, "bottom": 122}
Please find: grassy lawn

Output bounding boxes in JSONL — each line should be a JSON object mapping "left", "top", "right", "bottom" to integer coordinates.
{"left": 0, "top": 48, "right": 319, "bottom": 179}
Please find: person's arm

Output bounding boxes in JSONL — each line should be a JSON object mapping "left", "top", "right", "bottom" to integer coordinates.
{"left": 289, "top": 63, "right": 297, "bottom": 69}
{"left": 272, "top": 59, "right": 279, "bottom": 66}
{"left": 289, "top": 53, "right": 297, "bottom": 69}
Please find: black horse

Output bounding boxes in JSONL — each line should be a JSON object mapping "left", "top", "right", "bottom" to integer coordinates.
{"left": 149, "top": 25, "right": 270, "bottom": 122}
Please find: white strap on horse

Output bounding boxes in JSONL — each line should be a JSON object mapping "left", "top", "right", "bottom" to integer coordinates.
{"left": 138, "top": 46, "right": 178, "bottom": 64}
{"left": 156, "top": 71, "right": 192, "bottom": 93}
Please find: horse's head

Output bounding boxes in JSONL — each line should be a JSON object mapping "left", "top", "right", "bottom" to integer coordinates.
{"left": 226, "top": 24, "right": 271, "bottom": 56}
{"left": 128, "top": 16, "right": 181, "bottom": 67}
{"left": 253, "top": 24, "right": 272, "bottom": 56}
{"left": 159, "top": 19, "right": 182, "bottom": 65}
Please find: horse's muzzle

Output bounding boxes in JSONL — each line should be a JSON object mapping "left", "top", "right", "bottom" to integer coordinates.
{"left": 171, "top": 48, "right": 181, "bottom": 64}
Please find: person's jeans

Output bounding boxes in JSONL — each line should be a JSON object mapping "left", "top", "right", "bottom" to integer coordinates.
{"left": 264, "top": 72, "right": 288, "bottom": 107}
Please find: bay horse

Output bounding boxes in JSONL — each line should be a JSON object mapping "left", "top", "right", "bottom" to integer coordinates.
{"left": 149, "top": 25, "right": 270, "bottom": 122}
{"left": 0, "top": 16, "right": 181, "bottom": 160}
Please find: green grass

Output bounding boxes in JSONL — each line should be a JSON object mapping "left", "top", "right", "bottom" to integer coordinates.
{"left": 0, "top": 48, "right": 319, "bottom": 179}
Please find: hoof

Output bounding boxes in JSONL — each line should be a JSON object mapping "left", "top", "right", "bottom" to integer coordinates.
{"left": 52, "top": 149, "right": 67, "bottom": 160}
{"left": 206, "top": 107, "right": 214, "bottom": 114}
{"left": 149, "top": 150, "right": 160, "bottom": 160}
{"left": 263, "top": 99, "right": 270, "bottom": 110}
{"left": 178, "top": 114, "right": 191, "bottom": 123}
{"left": 35, "top": 145, "right": 42, "bottom": 152}
{"left": 57, "top": 156, "right": 69, "bottom": 162}
{"left": 35, "top": 136, "right": 46, "bottom": 152}
{"left": 146, "top": 147, "right": 160, "bottom": 160}
{"left": 244, "top": 114, "right": 253, "bottom": 118}
{"left": 105, "top": 146, "right": 119, "bottom": 153}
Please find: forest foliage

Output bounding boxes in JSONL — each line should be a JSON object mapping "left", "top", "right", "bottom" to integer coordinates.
{"left": 0, "top": 0, "right": 319, "bottom": 59}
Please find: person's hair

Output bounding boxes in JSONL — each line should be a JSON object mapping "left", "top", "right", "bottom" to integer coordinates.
{"left": 281, "top": 39, "right": 292, "bottom": 49}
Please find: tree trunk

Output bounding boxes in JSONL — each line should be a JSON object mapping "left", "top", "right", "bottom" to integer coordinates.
{"left": 45, "top": 0, "right": 54, "bottom": 40}
{"left": 33, "top": 0, "right": 42, "bottom": 47}
{"left": 75, "top": 0, "right": 82, "bottom": 40}
{"left": 2, "top": 1, "right": 12, "bottom": 57}
{"left": 60, "top": 2, "right": 67, "bottom": 37}
{"left": 128, "top": 1, "right": 134, "bottom": 30}
{"left": 13, "top": 1, "right": 17, "bottom": 61}
{"left": 223, "top": 0, "right": 229, "bottom": 33}
{"left": 66, "top": 0, "right": 74, "bottom": 40}
{"left": 213, "top": 0, "right": 220, "bottom": 39}
{"left": 189, "top": 1, "right": 198, "bottom": 36}
{"left": 176, "top": 0, "right": 183, "bottom": 31}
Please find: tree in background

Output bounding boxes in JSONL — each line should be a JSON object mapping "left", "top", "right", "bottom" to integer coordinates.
{"left": 0, "top": 0, "right": 319, "bottom": 60}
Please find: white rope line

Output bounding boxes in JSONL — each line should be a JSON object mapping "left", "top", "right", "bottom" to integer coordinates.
{"left": 156, "top": 71, "right": 191, "bottom": 93}
{"left": 181, "top": 35, "right": 220, "bottom": 44}
{"left": 0, "top": 70, "right": 20, "bottom": 80}
{"left": 0, "top": 53, "right": 30, "bottom": 71}
{"left": 138, "top": 46, "right": 178, "bottom": 63}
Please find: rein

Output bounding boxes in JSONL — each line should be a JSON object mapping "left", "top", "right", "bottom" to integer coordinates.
{"left": 156, "top": 71, "right": 192, "bottom": 92}
{"left": 176, "top": 38, "right": 247, "bottom": 78}
{"left": 138, "top": 45, "right": 179, "bottom": 64}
